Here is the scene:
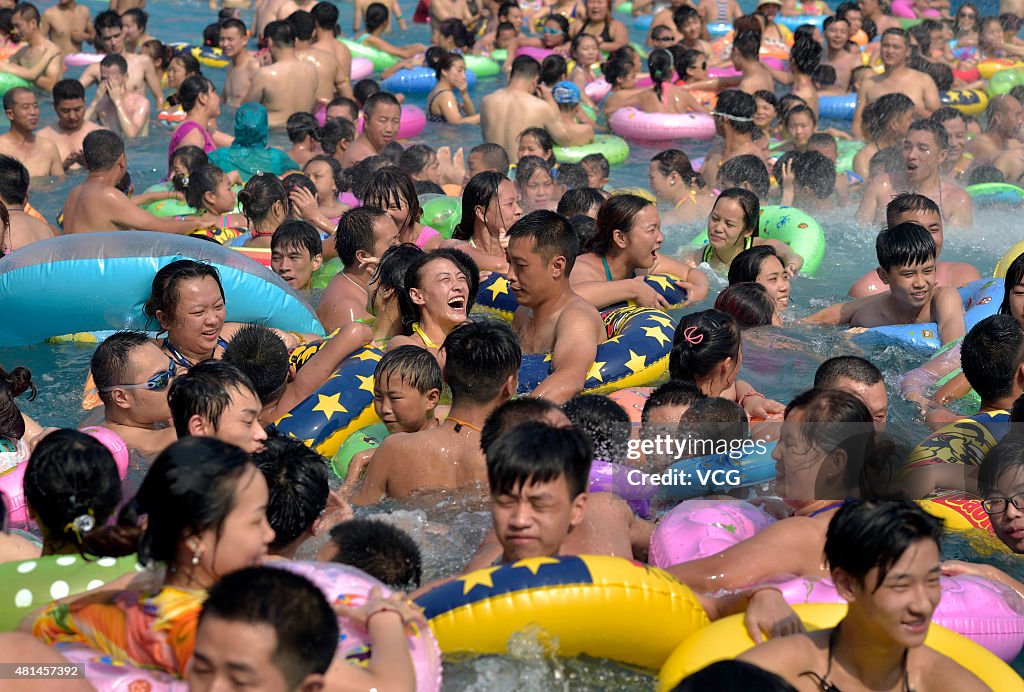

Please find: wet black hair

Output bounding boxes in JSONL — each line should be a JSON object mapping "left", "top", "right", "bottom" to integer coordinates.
{"left": 728, "top": 245, "right": 780, "bottom": 285}
{"left": 369, "top": 242, "right": 424, "bottom": 309}
{"left": 335, "top": 206, "right": 390, "bottom": 267}
{"left": 51, "top": 78, "right": 85, "bottom": 104}
{"left": 481, "top": 397, "right": 564, "bottom": 454}
{"left": 669, "top": 309, "right": 742, "bottom": 386}
{"left": 0, "top": 153, "right": 28, "bottom": 206}
{"left": 556, "top": 162, "right": 588, "bottom": 191}
{"left": 286, "top": 111, "right": 322, "bottom": 144}
{"left": 82, "top": 129, "right": 124, "bottom": 172}
{"left": 506, "top": 209, "right": 580, "bottom": 271}
{"left": 320, "top": 117, "right": 356, "bottom": 158}
{"left": 237, "top": 173, "right": 288, "bottom": 226}
{"left": 453, "top": 171, "right": 508, "bottom": 241}
{"left": 222, "top": 325, "right": 290, "bottom": 405}
{"left": 169, "top": 145, "right": 210, "bottom": 192}
{"left": 714, "top": 282, "right": 776, "bottom": 328}
{"left": 875, "top": 221, "right": 936, "bottom": 271}
{"left": 365, "top": 2, "right": 390, "bottom": 32}
{"left": 908, "top": 117, "right": 948, "bottom": 150}
{"left": 272, "top": 218, "right": 323, "bottom": 260}
{"left": 652, "top": 149, "right": 705, "bottom": 188}
{"left": 144, "top": 259, "right": 224, "bottom": 325}
{"left": 183, "top": 164, "right": 227, "bottom": 211}
{"left": 363, "top": 90, "right": 400, "bottom": 118}
{"left": 375, "top": 345, "right": 443, "bottom": 395}
{"left": 398, "top": 249, "right": 479, "bottom": 332}
{"left": 254, "top": 431, "right": 328, "bottom": 549}
{"left": 362, "top": 166, "right": 423, "bottom": 237}
{"left": 961, "top": 315, "right": 1024, "bottom": 403}
{"left": 790, "top": 35, "right": 822, "bottom": 75}
{"left": 179, "top": 74, "right": 215, "bottom": 113}
{"left": 641, "top": 380, "right": 706, "bottom": 427}
{"left": 717, "top": 157, "right": 770, "bottom": 199}
{"left": 90, "top": 330, "right": 154, "bottom": 408}
{"left": 168, "top": 359, "right": 259, "bottom": 436}
{"left": 793, "top": 150, "right": 835, "bottom": 200}
{"left": 672, "top": 660, "right": 799, "bottom": 691}
{"left": 442, "top": 320, "right": 521, "bottom": 404}
{"left": 814, "top": 356, "right": 884, "bottom": 389}
{"left": 487, "top": 421, "right": 592, "bottom": 498}
{"left": 264, "top": 19, "right": 294, "bottom": 46}
{"left": 562, "top": 394, "right": 630, "bottom": 464}
{"left": 713, "top": 187, "right": 761, "bottom": 235}
{"left": 557, "top": 187, "right": 605, "bottom": 217}
{"left": 286, "top": 9, "right": 315, "bottom": 41}
{"left": 326, "top": 518, "right": 422, "bottom": 589}
{"left": 885, "top": 192, "right": 940, "bottom": 227}
{"left": 587, "top": 193, "right": 654, "bottom": 254}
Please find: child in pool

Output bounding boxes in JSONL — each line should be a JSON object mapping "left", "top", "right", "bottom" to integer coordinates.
{"left": 183, "top": 164, "right": 248, "bottom": 229}
{"left": 270, "top": 220, "right": 323, "bottom": 292}
{"left": 806, "top": 222, "right": 966, "bottom": 346}
{"left": 302, "top": 155, "right": 350, "bottom": 225}
{"left": 682, "top": 188, "right": 803, "bottom": 277}
{"left": 580, "top": 153, "right": 609, "bottom": 189}
{"left": 317, "top": 518, "right": 423, "bottom": 590}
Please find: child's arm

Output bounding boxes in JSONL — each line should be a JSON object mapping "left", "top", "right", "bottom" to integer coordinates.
{"left": 804, "top": 298, "right": 862, "bottom": 326}
{"left": 942, "top": 561, "right": 1024, "bottom": 600}
{"left": 933, "top": 286, "right": 967, "bottom": 346}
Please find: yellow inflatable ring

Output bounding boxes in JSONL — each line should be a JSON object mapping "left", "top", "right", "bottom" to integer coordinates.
{"left": 941, "top": 89, "right": 988, "bottom": 116}
{"left": 414, "top": 554, "right": 710, "bottom": 670}
{"left": 979, "top": 58, "right": 1023, "bottom": 80}
{"left": 657, "top": 603, "right": 1024, "bottom": 692}
{"left": 918, "top": 490, "right": 994, "bottom": 534}
{"left": 996, "top": 239, "right": 1024, "bottom": 279}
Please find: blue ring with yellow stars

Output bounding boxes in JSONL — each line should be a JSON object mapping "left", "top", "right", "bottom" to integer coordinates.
{"left": 272, "top": 344, "right": 384, "bottom": 458}
{"left": 474, "top": 273, "right": 688, "bottom": 324}
{"left": 517, "top": 306, "right": 676, "bottom": 396}
{"left": 413, "top": 554, "right": 710, "bottom": 671}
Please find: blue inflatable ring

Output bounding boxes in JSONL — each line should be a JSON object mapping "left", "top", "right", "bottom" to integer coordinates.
{"left": 381, "top": 67, "right": 477, "bottom": 95}
{"left": 656, "top": 441, "right": 778, "bottom": 502}
{"left": 819, "top": 94, "right": 857, "bottom": 120}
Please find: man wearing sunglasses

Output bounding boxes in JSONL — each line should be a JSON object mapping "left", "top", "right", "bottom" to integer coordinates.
{"left": 91, "top": 330, "right": 179, "bottom": 459}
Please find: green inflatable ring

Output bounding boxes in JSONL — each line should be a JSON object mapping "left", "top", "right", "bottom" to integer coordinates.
{"left": 490, "top": 49, "right": 508, "bottom": 62}
{"left": 0, "top": 73, "right": 31, "bottom": 100}
{"left": 931, "top": 337, "right": 982, "bottom": 412}
{"left": 835, "top": 139, "right": 863, "bottom": 175}
{"left": 554, "top": 134, "right": 629, "bottom": 165}
{"left": 966, "top": 182, "right": 1024, "bottom": 205}
{"left": 331, "top": 421, "right": 389, "bottom": 478}
{"left": 897, "top": 18, "right": 924, "bottom": 29}
{"left": 614, "top": 1, "right": 633, "bottom": 14}
{"left": 140, "top": 183, "right": 244, "bottom": 218}
{"left": 0, "top": 554, "right": 139, "bottom": 631}
{"left": 689, "top": 205, "right": 826, "bottom": 276}
{"left": 419, "top": 194, "right": 462, "bottom": 239}
{"left": 340, "top": 38, "right": 398, "bottom": 71}
{"left": 311, "top": 257, "right": 344, "bottom": 290}
{"left": 463, "top": 54, "right": 501, "bottom": 78}
{"left": 987, "top": 68, "right": 1023, "bottom": 98}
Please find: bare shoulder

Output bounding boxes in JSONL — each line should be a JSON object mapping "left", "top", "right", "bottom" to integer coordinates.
{"left": 739, "top": 630, "right": 826, "bottom": 676}
{"left": 915, "top": 647, "right": 988, "bottom": 691}
{"left": 562, "top": 295, "right": 603, "bottom": 329}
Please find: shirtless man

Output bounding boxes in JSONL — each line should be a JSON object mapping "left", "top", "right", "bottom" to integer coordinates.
{"left": 62, "top": 129, "right": 211, "bottom": 234}
{"left": 822, "top": 16, "right": 859, "bottom": 92}
{"left": 507, "top": 210, "right": 605, "bottom": 404}
{"left": 741, "top": 501, "right": 987, "bottom": 692}
{"left": 849, "top": 193, "right": 979, "bottom": 298}
{"left": 480, "top": 56, "right": 571, "bottom": 163}
{"left": 429, "top": 0, "right": 476, "bottom": 43}
{"left": 38, "top": 79, "right": 100, "bottom": 170}
{"left": 90, "top": 331, "right": 178, "bottom": 459}
{"left": 79, "top": 12, "right": 164, "bottom": 108}
{"left": 966, "top": 94, "right": 1023, "bottom": 169}
{"left": 852, "top": 28, "right": 940, "bottom": 139}
{"left": 807, "top": 222, "right": 966, "bottom": 347}
{"left": 121, "top": 8, "right": 156, "bottom": 54}
{"left": 732, "top": 31, "right": 774, "bottom": 96}
{"left": 288, "top": 10, "right": 339, "bottom": 109}
{"left": 255, "top": 0, "right": 287, "bottom": 39}
{"left": 219, "top": 18, "right": 258, "bottom": 107}
{"left": 857, "top": 119, "right": 972, "bottom": 228}
{"left": 0, "top": 155, "right": 54, "bottom": 250}
{"left": 84, "top": 54, "right": 150, "bottom": 139}
{"left": 860, "top": 0, "right": 901, "bottom": 36}
{"left": 275, "top": 0, "right": 314, "bottom": 21}
{"left": 340, "top": 91, "right": 399, "bottom": 166}
{"left": 0, "top": 88, "right": 62, "bottom": 179}
{"left": 1, "top": 3, "right": 63, "bottom": 92}
{"left": 700, "top": 89, "right": 763, "bottom": 186}
{"left": 242, "top": 20, "right": 318, "bottom": 128}
{"left": 350, "top": 320, "right": 522, "bottom": 504}
{"left": 40, "top": 0, "right": 94, "bottom": 55}
{"left": 311, "top": 2, "right": 354, "bottom": 101}
{"left": 318, "top": 207, "right": 400, "bottom": 331}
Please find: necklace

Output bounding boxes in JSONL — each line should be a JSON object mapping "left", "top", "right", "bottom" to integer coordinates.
{"left": 447, "top": 416, "right": 481, "bottom": 433}
{"left": 342, "top": 272, "right": 368, "bottom": 294}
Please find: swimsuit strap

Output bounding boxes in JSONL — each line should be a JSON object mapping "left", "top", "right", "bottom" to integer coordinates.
{"left": 702, "top": 243, "right": 713, "bottom": 264}
{"left": 163, "top": 338, "right": 195, "bottom": 369}
{"left": 411, "top": 322, "right": 441, "bottom": 349}
{"left": 799, "top": 624, "right": 914, "bottom": 692}
{"left": 807, "top": 499, "right": 848, "bottom": 518}
{"left": 427, "top": 88, "right": 452, "bottom": 114}
{"left": 744, "top": 236, "right": 754, "bottom": 250}
{"left": 601, "top": 254, "right": 613, "bottom": 281}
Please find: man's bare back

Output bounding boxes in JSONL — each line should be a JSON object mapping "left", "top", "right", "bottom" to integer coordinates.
{"left": 855, "top": 67, "right": 939, "bottom": 136}
{"left": 243, "top": 58, "right": 318, "bottom": 127}
{"left": 738, "top": 64, "right": 774, "bottom": 95}
{"left": 312, "top": 34, "right": 353, "bottom": 99}
{"left": 296, "top": 45, "right": 339, "bottom": 105}
{"left": 481, "top": 88, "right": 562, "bottom": 164}
{"left": 63, "top": 177, "right": 203, "bottom": 234}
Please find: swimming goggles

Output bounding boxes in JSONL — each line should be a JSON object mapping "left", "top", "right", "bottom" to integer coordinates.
{"left": 99, "top": 358, "right": 177, "bottom": 393}
{"left": 710, "top": 110, "right": 755, "bottom": 122}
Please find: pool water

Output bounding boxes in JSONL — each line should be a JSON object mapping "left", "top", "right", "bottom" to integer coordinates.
{"left": 5, "top": 0, "right": 1024, "bottom": 686}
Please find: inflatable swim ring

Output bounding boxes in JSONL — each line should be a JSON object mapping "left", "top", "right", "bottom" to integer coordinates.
{"left": 357, "top": 104, "right": 426, "bottom": 140}
{"left": 0, "top": 555, "right": 140, "bottom": 631}
{"left": 418, "top": 194, "right": 461, "bottom": 238}
{"left": 311, "top": 256, "right": 344, "bottom": 291}
{"left": 707, "top": 22, "right": 731, "bottom": 38}
{"left": 190, "top": 45, "right": 229, "bottom": 69}
{"left": 777, "top": 15, "right": 827, "bottom": 31}
{"left": 553, "top": 134, "right": 630, "bottom": 165}
{"left": 331, "top": 421, "right": 388, "bottom": 479}
{"left": 517, "top": 306, "right": 674, "bottom": 396}
{"left": 0, "top": 232, "right": 324, "bottom": 346}
{"left": 996, "top": 239, "right": 1024, "bottom": 279}
{"left": 53, "top": 643, "right": 187, "bottom": 690}
{"left": 655, "top": 442, "right": 778, "bottom": 502}
{"left": 63, "top": 53, "right": 103, "bottom": 67}
{"left": 906, "top": 409, "right": 1008, "bottom": 469}
{"left": 462, "top": 54, "right": 501, "bottom": 78}
{"left": 584, "top": 75, "right": 654, "bottom": 102}
{"left": 979, "top": 58, "right": 1023, "bottom": 80}
{"left": 919, "top": 489, "right": 994, "bottom": 534}
{"left": 657, "top": 603, "right": 1024, "bottom": 692}
{"left": 415, "top": 554, "right": 709, "bottom": 670}
{"left": 588, "top": 459, "right": 656, "bottom": 517}
{"left": 380, "top": 66, "right": 478, "bottom": 95}
{"left": 648, "top": 499, "right": 775, "bottom": 568}
{"left": 968, "top": 182, "right": 1024, "bottom": 206}
{"left": 818, "top": 93, "right": 857, "bottom": 120}
{"left": 850, "top": 278, "right": 1002, "bottom": 351}
{"left": 609, "top": 108, "right": 716, "bottom": 142}
{"left": 987, "top": 66, "right": 1024, "bottom": 97}
{"left": 339, "top": 38, "right": 399, "bottom": 71}
{"left": 157, "top": 109, "right": 186, "bottom": 128}
{"left": 273, "top": 345, "right": 383, "bottom": 458}
{"left": 941, "top": 89, "right": 988, "bottom": 116}
{"left": 351, "top": 57, "right": 374, "bottom": 81}
{"left": 689, "top": 205, "right": 827, "bottom": 276}
{"left": 0, "top": 73, "right": 31, "bottom": 100}
{"left": 607, "top": 385, "right": 650, "bottom": 425}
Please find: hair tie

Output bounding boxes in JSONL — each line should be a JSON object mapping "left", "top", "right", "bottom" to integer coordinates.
{"left": 682, "top": 326, "right": 704, "bottom": 345}
{"left": 65, "top": 510, "right": 95, "bottom": 541}
{"left": 180, "top": 175, "right": 189, "bottom": 187}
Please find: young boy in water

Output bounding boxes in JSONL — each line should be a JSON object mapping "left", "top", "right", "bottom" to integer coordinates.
{"left": 270, "top": 220, "right": 323, "bottom": 292}
{"left": 806, "top": 222, "right": 966, "bottom": 346}
{"left": 580, "top": 153, "right": 609, "bottom": 190}
{"left": 741, "top": 500, "right": 987, "bottom": 692}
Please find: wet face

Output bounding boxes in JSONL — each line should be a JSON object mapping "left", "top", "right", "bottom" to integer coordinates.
{"left": 189, "top": 618, "right": 291, "bottom": 692}
{"left": 787, "top": 111, "right": 815, "bottom": 148}
{"left": 415, "top": 154, "right": 441, "bottom": 184}
{"left": 409, "top": 258, "right": 469, "bottom": 326}
{"left": 10, "top": 11, "right": 33, "bottom": 41}
{"left": 210, "top": 387, "right": 268, "bottom": 454}
{"left": 844, "top": 9, "right": 862, "bottom": 34}
{"left": 681, "top": 16, "right": 702, "bottom": 41}
{"left": 519, "top": 167, "right": 556, "bottom": 213}
{"left": 194, "top": 465, "right": 274, "bottom": 576}
{"left": 995, "top": 97, "right": 1024, "bottom": 139}
{"left": 707, "top": 197, "right": 753, "bottom": 251}
{"left": 326, "top": 103, "right": 358, "bottom": 122}
{"left": 167, "top": 57, "right": 189, "bottom": 89}
{"left": 956, "top": 6, "right": 977, "bottom": 29}
{"left": 483, "top": 179, "right": 522, "bottom": 239}
{"left": 582, "top": 161, "right": 607, "bottom": 188}
{"left": 585, "top": 0, "right": 608, "bottom": 21}
{"left": 122, "top": 15, "right": 141, "bottom": 43}
{"left": 753, "top": 97, "right": 775, "bottom": 129}
{"left": 219, "top": 26, "right": 246, "bottom": 59}
{"left": 124, "top": 342, "right": 176, "bottom": 423}
{"left": 204, "top": 175, "right": 236, "bottom": 215}
{"left": 6, "top": 90, "right": 39, "bottom": 130}
{"left": 304, "top": 160, "right": 337, "bottom": 203}
{"left": 880, "top": 33, "right": 909, "bottom": 68}
{"left": 517, "top": 134, "right": 549, "bottom": 162}
{"left": 492, "top": 474, "right": 585, "bottom": 562}
{"left": 159, "top": 276, "right": 227, "bottom": 357}
{"left": 542, "top": 19, "right": 565, "bottom": 48}
{"left": 54, "top": 97, "right": 85, "bottom": 131}
{"left": 825, "top": 19, "right": 849, "bottom": 49}
{"left": 574, "top": 35, "right": 600, "bottom": 65}
{"left": 833, "top": 376, "right": 888, "bottom": 433}
{"left": 842, "top": 539, "right": 941, "bottom": 649}
{"left": 100, "top": 26, "right": 124, "bottom": 54}
{"left": 373, "top": 370, "right": 437, "bottom": 433}
{"left": 891, "top": 208, "right": 943, "bottom": 256}
{"left": 902, "top": 129, "right": 945, "bottom": 184}
{"left": 379, "top": 189, "right": 414, "bottom": 232}
{"left": 986, "top": 466, "right": 1024, "bottom": 553}
{"left": 371, "top": 213, "right": 402, "bottom": 258}
{"left": 507, "top": 235, "right": 560, "bottom": 307}
{"left": 880, "top": 260, "right": 936, "bottom": 310}
{"left": 365, "top": 102, "right": 401, "bottom": 149}
{"left": 981, "top": 20, "right": 1003, "bottom": 47}
{"left": 755, "top": 254, "right": 790, "bottom": 310}
{"left": 100, "top": 64, "right": 127, "bottom": 91}
{"left": 505, "top": 6, "right": 524, "bottom": 27}
{"left": 772, "top": 408, "right": 832, "bottom": 501}
{"left": 622, "top": 204, "right": 663, "bottom": 270}
{"left": 271, "top": 243, "right": 322, "bottom": 291}
{"left": 939, "top": 116, "right": 967, "bottom": 161}
{"left": 649, "top": 161, "right": 676, "bottom": 201}
{"left": 1009, "top": 279, "right": 1024, "bottom": 329}
{"left": 445, "top": 58, "right": 469, "bottom": 90}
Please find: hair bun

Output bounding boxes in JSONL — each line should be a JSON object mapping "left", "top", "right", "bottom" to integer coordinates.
{"left": 3, "top": 366, "right": 35, "bottom": 400}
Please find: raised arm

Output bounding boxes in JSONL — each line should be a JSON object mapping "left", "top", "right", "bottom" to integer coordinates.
{"left": 275, "top": 322, "right": 372, "bottom": 413}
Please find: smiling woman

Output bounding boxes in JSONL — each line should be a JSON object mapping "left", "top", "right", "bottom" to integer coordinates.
{"left": 389, "top": 250, "right": 478, "bottom": 357}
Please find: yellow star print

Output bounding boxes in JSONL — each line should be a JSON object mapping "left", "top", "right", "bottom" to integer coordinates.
{"left": 647, "top": 314, "right": 674, "bottom": 328}
{"left": 642, "top": 326, "right": 670, "bottom": 347}
{"left": 511, "top": 556, "right": 560, "bottom": 574}
{"left": 646, "top": 274, "right": 674, "bottom": 291}
{"left": 587, "top": 361, "right": 606, "bottom": 382}
{"left": 458, "top": 567, "right": 501, "bottom": 594}
{"left": 487, "top": 276, "right": 510, "bottom": 299}
{"left": 356, "top": 374, "right": 375, "bottom": 394}
{"left": 312, "top": 393, "right": 348, "bottom": 420}
{"left": 354, "top": 349, "right": 383, "bottom": 362}
{"left": 624, "top": 350, "right": 647, "bottom": 374}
